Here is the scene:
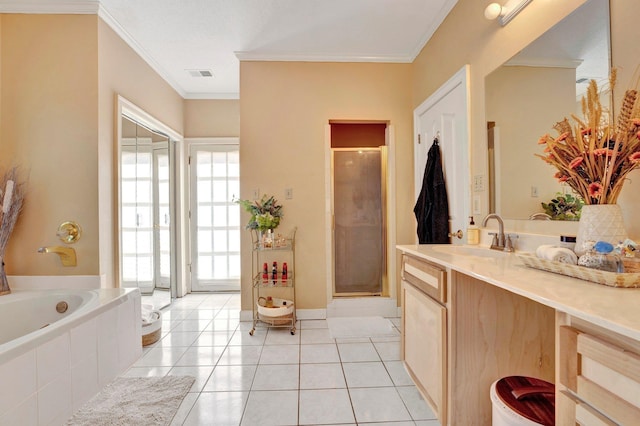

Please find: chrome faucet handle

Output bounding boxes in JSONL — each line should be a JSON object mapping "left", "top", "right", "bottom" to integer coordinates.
{"left": 504, "top": 234, "right": 518, "bottom": 252}
{"left": 488, "top": 232, "right": 499, "bottom": 247}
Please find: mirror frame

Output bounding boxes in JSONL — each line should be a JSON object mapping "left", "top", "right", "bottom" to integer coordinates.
{"left": 116, "top": 95, "right": 183, "bottom": 299}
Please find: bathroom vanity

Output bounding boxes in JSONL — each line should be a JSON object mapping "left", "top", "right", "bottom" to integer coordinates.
{"left": 397, "top": 244, "right": 640, "bottom": 425}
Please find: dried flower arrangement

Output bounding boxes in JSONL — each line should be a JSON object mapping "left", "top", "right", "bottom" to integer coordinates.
{"left": 0, "top": 166, "right": 26, "bottom": 295}
{"left": 537, "top": 68, "right": 640, "bottom": 204}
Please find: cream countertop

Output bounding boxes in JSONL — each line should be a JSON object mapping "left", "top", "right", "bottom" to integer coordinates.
{"left": 397, "top": 244, "right": 640, "bottom": 342}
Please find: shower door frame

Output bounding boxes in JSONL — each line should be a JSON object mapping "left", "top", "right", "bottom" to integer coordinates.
{"left": 330, "top": 146, "right": 389, "bottom": 298}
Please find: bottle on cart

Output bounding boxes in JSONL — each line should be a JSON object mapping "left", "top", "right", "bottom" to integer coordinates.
{"left": 282, "top": 262, "right": 288, "bottom": 284}
{"left": 272, "top": 261, "right": 278, "bottom": 284}
{"left": 262, "top": 262, "right": 268, "bottom": 284}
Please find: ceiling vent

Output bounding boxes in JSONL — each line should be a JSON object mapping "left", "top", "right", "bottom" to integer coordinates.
{"left": 187, "top": 69, "right": 214, "bottom": 78}
{"left": 576, "top": 78, "right": 589, "bottom": 84}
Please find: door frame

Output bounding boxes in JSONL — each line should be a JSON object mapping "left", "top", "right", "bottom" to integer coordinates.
{"left": 185, "top": 137, "right": 240, "bottom": 293}
{"left": 324, "top": 124, "right": 397, "bottom": 308}
{"left": 413, "top": 65, "right": 471, "bottom": 245}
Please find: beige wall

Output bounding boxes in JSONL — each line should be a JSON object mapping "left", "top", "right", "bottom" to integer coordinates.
{"left": 485, "top": 66, "right": 576, "bottom": 218}
{"left": 0, "top": 14, "right": 99, "bottom": 275}
{"left": 240, "top": 61, "right": 413, "bottom": 310}
{"left": 184, "top": 99, "right": 240, "bottom": 137}
{"left": 97, "top": 18, "right": 183, "bottom": 286}
{"left": 413, "top": 0, "right": 640, "bottom": 238}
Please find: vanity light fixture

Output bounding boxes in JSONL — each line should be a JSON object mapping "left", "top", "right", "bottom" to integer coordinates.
{"left": 484, "top": 0, "right": 533, "bottom": 26}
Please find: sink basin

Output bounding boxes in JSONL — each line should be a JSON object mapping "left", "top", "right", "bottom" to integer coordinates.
{"left": 430, "top": 245, "right": 510, "bottom": 259}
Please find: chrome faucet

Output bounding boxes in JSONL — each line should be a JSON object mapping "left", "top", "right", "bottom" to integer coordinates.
{"left": 38, "top": 246, "right": 77, "bottom": 267}
{"left": 481, "top": 213, "right": 506, "bottom": 251}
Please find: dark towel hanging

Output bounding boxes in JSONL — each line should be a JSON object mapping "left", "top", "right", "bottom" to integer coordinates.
{"left": 413, "top": 137, "right": 450, "bottom": 244}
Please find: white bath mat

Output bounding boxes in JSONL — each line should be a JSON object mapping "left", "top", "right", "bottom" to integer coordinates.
{"left": 327, "top": 316, "right": 397, "bottom": 339}
{"left": 67, "top": 376, "right": 194, "bottom": 426}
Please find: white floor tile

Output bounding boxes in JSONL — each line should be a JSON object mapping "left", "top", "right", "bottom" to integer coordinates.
{"left": 170, "top": 392, "right": 198, "bottom": 426}
{"left": 299, "top": 363, "right": 346, "bottom": 389}
{"left": 121, "top": 366, "right": 171, "bottom": 377}
{"left": 338, "top": 342, "right": 380, "bottom": 362}
{"left": 299, "top": 389, "right": 355, "bottom": 425}
{"left": 343, "top": 362, "right": 394, "bottom": 388}
{"left": 300, "top": 328, "right": 334, "bottom": 344}
{"left": 252, "top": 364, "right": 299, "bottom": 390}
{"left": 158, "top": 331, "right": 201, "bottom": 347}
{"left": 133, "top": 347, "right": 189, "bottom": 367}
{"left": 229, "top": 329, "right": 267, "bottom": 346}
{"left": 203, "top": 365, "right": 257, "bottom": 392}
{"left": 374, "top": 341, "right": 401, "bottom": 361}
{"left": 174, "top": 346, "right": 225, "bottom": 366}
{"left": 299, "top": 319, "right": 328, "bottom": 329}
{"left": 206, "top": 318, "right": 241, "bottom": 331}
{"left": 185, "top": 310, "right": 217, "bottom": 320}
{"left": 241, "top": 390, "right": 298, "bottom": 426}
{"left": 384, "top": 361, "right": 414, "bottom": 386}
{"left": 167, "top": 366, "right": 214, "bottom": 392}
{"left": 349, "top": 387, "right": 412, "bottom": 423}
{"left": 259, "top": 344, "right": 300, "bottom": 364}
{"left": 300, "top": 343, "right": 340, "bottom": 364}
{"left": 414, "top": 420, "right": 442, "bottom": 426}
{"left": 264, "top": 328, "right": 300, "bottom": 345}
{"left": 396, "top": 385, "right": 437, "bottom": 420}
{"left": 170, "top": 319, "right": 212, "bottom": 332}
{"left": 183, "top": 391, "right": 248, "bottom": 426}
{"left": 193, "top": 331, "right": 234, "bottom": 346}
{"left": 218, "top": 345, "right": 263, "bottom": 365}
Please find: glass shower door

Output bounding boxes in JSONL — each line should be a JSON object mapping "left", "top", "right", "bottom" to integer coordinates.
{"left": 332, "top": 148, "right": 386, "bottom": 295}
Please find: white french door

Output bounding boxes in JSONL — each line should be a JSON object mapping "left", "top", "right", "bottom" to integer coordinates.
{"left": 189, "top": 140, "right": 240, "bottom": 291}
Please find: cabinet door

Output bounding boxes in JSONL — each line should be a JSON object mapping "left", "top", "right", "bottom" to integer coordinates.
{"left": 403, "top": 281, "right": 446, "bottom": 422}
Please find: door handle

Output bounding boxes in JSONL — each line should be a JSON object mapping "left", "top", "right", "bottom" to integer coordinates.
{"left": 448, "top": 229, "right": 463, "bottom": 239}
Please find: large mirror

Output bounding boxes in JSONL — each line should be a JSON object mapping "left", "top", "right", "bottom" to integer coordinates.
{"left": 485, "top": 0, "right": 611, "bottom": 220}
{"left": 119, "top": 110, "right": 176, "bottom": 310}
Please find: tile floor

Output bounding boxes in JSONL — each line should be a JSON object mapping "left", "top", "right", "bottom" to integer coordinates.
{"left": 124, "top": 292, "right": 440, "bottom": 426}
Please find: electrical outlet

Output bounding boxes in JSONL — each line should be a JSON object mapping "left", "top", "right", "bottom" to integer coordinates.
{"left": 285, "top": 188, "right": 293, "bottom": 200}
{"left": 252, "top": 188, "right": 260, "bottom": 200}
{"left": 531, "top": 186, "right": 539, "bottom": 197}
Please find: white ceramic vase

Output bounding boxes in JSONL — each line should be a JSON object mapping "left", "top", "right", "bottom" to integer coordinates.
{"left": 575, "top": 204, "right": 628, "bottom": 256}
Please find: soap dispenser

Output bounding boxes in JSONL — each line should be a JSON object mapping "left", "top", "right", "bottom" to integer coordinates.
{"left": 467, "top": 216, "right": 480, "bottom": 245}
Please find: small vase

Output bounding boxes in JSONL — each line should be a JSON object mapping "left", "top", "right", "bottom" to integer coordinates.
{"left": 258, "top": 229, "right": 275, "bottom": 248}
{"left": 575, "top": 204, "right": 628, "bottom": 256}
{"left": 0, "top": 260, "right": 9, "bottom": 295}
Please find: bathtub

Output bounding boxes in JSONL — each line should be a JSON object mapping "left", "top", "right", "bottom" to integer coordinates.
{"left": 0, "top": 288, "right": 142, "bottom": 425}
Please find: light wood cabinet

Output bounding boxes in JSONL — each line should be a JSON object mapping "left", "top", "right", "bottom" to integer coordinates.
{"left": 401, "top": 254, "right": 447, "bottom": 423}
{"left": 557, "top": 318, "right": 640, "bottom": 424}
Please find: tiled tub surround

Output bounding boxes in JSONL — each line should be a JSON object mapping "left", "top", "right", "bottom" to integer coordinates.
{"left": 0, "top": 288, "right": 141, "bottom": 425}
{"left": 127, "top": 293, "right": 439, "bottom": 426}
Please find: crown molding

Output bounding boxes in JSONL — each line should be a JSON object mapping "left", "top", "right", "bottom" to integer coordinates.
{"left": 504, "top": 58, "right": 582, "bottom": 69}
{"left": 234, "top": 51, "right": 412, "bottom": 63}
{"left": 184, "top": 92, "right": 240, "bottom": 100}
{"left": 0, "top": 0, "right": 99, "bottom": 14}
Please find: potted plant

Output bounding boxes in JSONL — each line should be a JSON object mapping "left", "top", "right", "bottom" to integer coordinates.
{"left": 236, "top": 194, "right": 283, "bottom": 232}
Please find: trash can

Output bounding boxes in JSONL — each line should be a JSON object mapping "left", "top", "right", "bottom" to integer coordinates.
{"left": 490, "top": 376, "right": 555, "bottom": 426}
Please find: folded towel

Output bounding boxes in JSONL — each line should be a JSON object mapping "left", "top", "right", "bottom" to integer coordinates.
{"left": 536, "top": 245, "right": 578, "bottom": 264}
{"left": 535, "top": 244, "right": 557, "bottom": 259}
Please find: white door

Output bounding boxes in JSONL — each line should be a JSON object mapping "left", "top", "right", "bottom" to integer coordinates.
{"left": 189, "top": 140, "right": 241, "bottom": 291}
{"left": 414, "top": 65, "right": 470, "bottom": 245}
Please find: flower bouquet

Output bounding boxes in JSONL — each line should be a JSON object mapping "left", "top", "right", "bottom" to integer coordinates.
{"left": 0, "top": 167, "right": 26, "bottom": 295}
{"left": 236, "top": 195, "right": 283, "bottom": 231}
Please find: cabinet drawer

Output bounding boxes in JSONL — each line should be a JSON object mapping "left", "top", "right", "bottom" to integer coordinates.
{"left": 559, "top": 326, "right": 640, "bottom": 424}
{"left": 402, "top": 254, "right": 446, "bottom": 303}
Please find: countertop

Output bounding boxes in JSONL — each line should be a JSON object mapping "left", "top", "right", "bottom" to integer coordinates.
{"left": 397, "top": 244, "right": 640, "bottom": 342}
